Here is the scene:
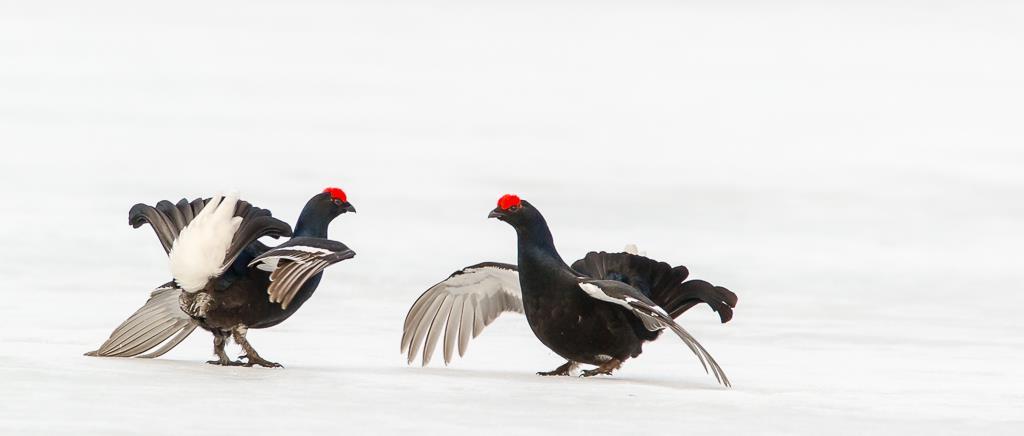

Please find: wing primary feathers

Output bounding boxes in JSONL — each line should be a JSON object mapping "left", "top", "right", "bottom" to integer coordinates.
{"left": 86, "top": 285, "right": 198, "bottom": 358}
{"left": 422, "top": 295, "right": 455, "bottom": 366}
{"left": 97, "top": 292, "right": 179, "bottom": 346}
{"left": 250, "top": 238, "right": 354, "bottom": 310}
{"left": 442, "top": 295, "right": 464, "bottom": 365}
{"left": 401, "top": 263, "right": 522, "bottom": 366}
{"left": 472, "top": 294, "right": 486, "bottom": 338}
{"left": 407, "top": 295, "right": 447, "bottom": 364}
{"left": 401, "top": 289, "right": 433, "bottom": 353}
{"left": 115, "top": 320, "right": 186, "bottom": 356}
{"left": 137, "top": 323, "right": 198, "bottom": 358}
{"left": 458, "top": 297, "right": 474, "bottom": 357}
{"left": 105, "top": 317, "right": 179, "bottom": 356}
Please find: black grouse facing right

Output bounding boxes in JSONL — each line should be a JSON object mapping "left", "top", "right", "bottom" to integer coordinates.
{"left": 402, "top": 194, "right": 736, "bottom": 386}
{"left": 87, "top": 188, "right": 356, "bottom": 367}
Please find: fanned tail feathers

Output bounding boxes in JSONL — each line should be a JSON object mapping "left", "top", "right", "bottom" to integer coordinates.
{"left": 130, "top": 192, "right": 293, "bottom": 293}
{"left": 129, "top": 198, "right": 207, "bottom": 254}
{"left": 571, "top": 250, "right": 737, "bottom": 322}
{"left": 169, "top": 193, "right": 244, "bottom": 292}
{"left": 662, "top": 279, "right": 738, "bottom": 321}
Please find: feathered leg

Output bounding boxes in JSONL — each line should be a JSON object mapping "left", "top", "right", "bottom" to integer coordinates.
{"left": 232, "top": 327, "right": 282, "bottom": 368}
{"left": 580, "top": 358, "right": 622, "bottom": 377}
{"left": 206, "top": 331, "right": 242, "bottom": 366}
{"left": 537, "top": 361, "right": 578, "bottom": 376}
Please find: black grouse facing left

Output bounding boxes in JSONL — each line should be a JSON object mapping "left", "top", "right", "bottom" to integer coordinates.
{"left": 402, "top": 194, "right": 736, "bottom": 386}
{"left": 87, "top": 187, "right": 357, "bottom": 367}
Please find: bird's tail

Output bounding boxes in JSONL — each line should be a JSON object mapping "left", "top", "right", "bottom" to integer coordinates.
{"left": 129, "top": 197, "right": 210, "bottom": 254}
{"left": 570, "top": 248, "right": 737, "bottom": 322}
{"left": 168, "top": 192, "right": 245, "bottom": 292}
{"left": 130, "top": 192, "right": 293, "bottom": 293}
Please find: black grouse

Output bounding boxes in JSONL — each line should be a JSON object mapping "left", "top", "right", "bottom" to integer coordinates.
{"left": 402, "top": 194, "right": 736, "bottom": 385}
{"left": 87, "top": 188, "right": 356, "bottom": 367}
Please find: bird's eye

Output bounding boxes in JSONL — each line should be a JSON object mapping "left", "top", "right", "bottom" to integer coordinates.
{"left": 333, "top": 199, "right": 342, "bottom": 206}
{"left": 509, "top": 205, "right": 521, "bottom": 212}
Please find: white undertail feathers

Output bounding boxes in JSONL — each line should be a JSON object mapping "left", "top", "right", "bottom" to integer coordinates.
{"left": 624, "top": 244, "right": 646, "bottom": 257}
{"left": 169, "top": 192, "right": 243, "bottom": 293}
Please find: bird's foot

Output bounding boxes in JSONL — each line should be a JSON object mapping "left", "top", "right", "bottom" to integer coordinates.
{"left": 579, "top": 359, "right": 622, "bottom": 378}
{"left": 231, "top": 326, "right": 282, "bottom": 368}
{"left": 206, "top": 358, "right": 244, "bottom": 366}
{"left": 241, "top": 355, "right": 283, "bottom": 368}
{"left": 579, "top": 368, "right": 613, "bottom": 377}
{"left": 537, "top": 361, "right": 577, "bottom": 376}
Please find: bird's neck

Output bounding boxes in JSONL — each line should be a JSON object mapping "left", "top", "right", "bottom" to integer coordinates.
{"left": 294, "top": 204, "right": 333, "bottom": 238}
{"left": 515, "top": 216, "right": 570, "bottom": 276}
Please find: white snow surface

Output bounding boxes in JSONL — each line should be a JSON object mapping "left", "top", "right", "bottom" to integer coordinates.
{"left": 1, "top": 1, "right": 1022, "bottom": 434}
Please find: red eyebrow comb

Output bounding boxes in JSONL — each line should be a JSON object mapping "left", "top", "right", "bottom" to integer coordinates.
{"left": 498, "top": 194, "right": 521, "bottom": 210}
{"left": 323, "top": 187, "right": 347, "bottom": 202}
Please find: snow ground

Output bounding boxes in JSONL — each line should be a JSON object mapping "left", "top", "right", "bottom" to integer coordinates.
{"left": 1, "top": 1, "right": 1023, "bottom": 434}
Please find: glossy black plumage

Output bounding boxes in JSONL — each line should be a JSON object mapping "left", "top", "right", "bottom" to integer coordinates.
{"left": 497, "top": 200, "right": 733, "bottom": 382}
{"left": 404, "top": 197, "right": 735, "bottom": 384}
{"left": 88, "top": 190, "right": 356, "bottom": 367}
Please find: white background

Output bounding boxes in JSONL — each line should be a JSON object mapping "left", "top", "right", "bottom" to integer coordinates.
{"left": 1, "top": 1, "right": 1021, "bottom": 434}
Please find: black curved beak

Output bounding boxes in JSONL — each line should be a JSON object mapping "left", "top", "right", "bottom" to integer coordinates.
{"left": 336, "top": 249, "right": 356, "bottom": 261}
{"left": 343, "top": 202, "right": 357, "bottom": 213}
{"left": 487, "top": 208, "right": 504, "bottom": 219}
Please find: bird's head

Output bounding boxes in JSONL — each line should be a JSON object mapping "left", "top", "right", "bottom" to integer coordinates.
{"left": 301, "top": 186, "right": 356, "bottom": 222}
{"left": 487, "top": 194, "right": 537, "bottom": 228}
{"left": 295, "top": 187, "right": 355, "bottom": 238}
{"left": 314, "top": 187, "right": 357, "bottom": 218}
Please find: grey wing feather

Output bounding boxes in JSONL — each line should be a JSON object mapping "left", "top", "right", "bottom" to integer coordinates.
{"left": 248, "top": 237, "right": 356, "bottom": 310}
{"left": 401, "top": 263, "right": 522, "bottom": 366}
{"left": 85, "top": 284, "right": 198, "bottom": 358}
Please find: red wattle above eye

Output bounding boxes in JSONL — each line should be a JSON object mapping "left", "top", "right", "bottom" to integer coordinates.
{"left": 323, "top": 187, "right": 347, "bottom": 202}
{"left": 498, "top": 194, "right": 521, "bottom": 210}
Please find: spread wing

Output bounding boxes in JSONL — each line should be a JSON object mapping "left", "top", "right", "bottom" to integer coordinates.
{"left": 401, "top": 263, "right": 522, "bottom": 366}
{"left": 579, "top": 279, "right": 731, "bottom": 386}
{"left": 85, "top": 283, "right": 198, "bottom": 358}
{"left": 248, "top": 237, "right": 356, "bottom": 309}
